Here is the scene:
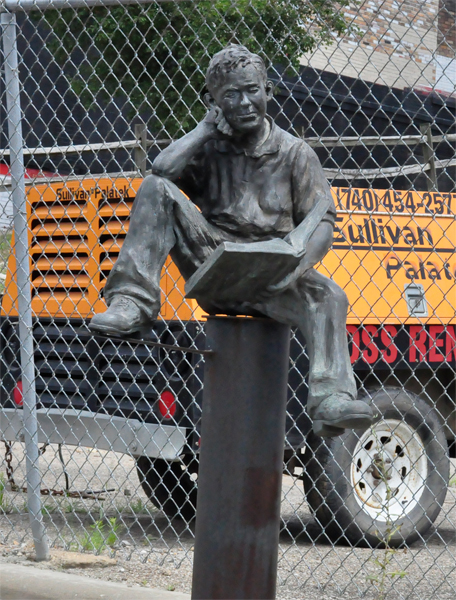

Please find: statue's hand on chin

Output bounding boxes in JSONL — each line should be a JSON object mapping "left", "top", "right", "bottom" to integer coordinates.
{"left": 204, "top": 106, "right": 234, "bottom": 138}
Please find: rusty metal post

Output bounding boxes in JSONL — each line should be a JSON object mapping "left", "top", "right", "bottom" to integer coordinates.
{"left": 192, "top": 316, "right": 291, "bottom": 600}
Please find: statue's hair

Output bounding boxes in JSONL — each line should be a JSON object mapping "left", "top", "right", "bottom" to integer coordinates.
{"left": 205, "top": 44, "right": 267, "bottom": 92}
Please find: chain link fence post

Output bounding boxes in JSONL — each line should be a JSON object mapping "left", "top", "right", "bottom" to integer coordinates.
{"left": 0, "top": 7, "right": 49, "bottom": 561}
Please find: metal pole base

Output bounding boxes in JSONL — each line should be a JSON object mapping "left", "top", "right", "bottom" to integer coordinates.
{"left": 192, "top": 316, "right": 291, "bottom": 600}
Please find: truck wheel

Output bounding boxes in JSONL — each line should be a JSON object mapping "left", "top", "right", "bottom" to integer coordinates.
{"left": 136, "top": 457, "right": 197, "bottom": 522}
{"left": 302, "top": 388, "right": 449, "bottom": 547}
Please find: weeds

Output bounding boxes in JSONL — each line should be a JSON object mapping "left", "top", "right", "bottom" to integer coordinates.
{"left": 41, "top": 498, "right": 88, "bottom": 516}
{"left": 41, "top": 503, "right": 58, "bottom": 516}
{"left": 366, "top": 430, "right": 407, "bottom": 600}
{"left": 0, "top": 230, "right": 12, "bottom": 265}
{"left": 0, "top": 473, "right": 6, "bottom": 506}
{"left": 449, "top": 476, "right": 456, "bottom": 488}
{"left": 0, "top": 231, "right": 12, "bottom": 294}
{"left": 128, "top": 498, "right": 148, "bottom": 514}
{"left": 367, "top": 531, "right": 407, "bottom": 599}
{"left": 116, "top": 497, "right": 150, "bottom": 516}
{"left": 78, "top": 515, "right": 122, "bottom": 553}
{"left": 0, "top": 472, "right": 14, "bottom": 514}
{"left": 141, "top": 534, "right": 159, "bottom": 546}
{"left": 63, "top": 500, "right": 89, "bottom": 514}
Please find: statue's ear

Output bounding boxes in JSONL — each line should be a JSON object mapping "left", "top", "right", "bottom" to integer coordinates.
{"left": 204, "top": 92, "right": 216, "bottom": 108}
{"left": 265, "top": 80, "right": 274, "bottom": 100}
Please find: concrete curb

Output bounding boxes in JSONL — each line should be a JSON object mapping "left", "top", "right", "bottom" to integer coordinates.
{"left": 0, "top": 563, "right": 191, "bottom": 600}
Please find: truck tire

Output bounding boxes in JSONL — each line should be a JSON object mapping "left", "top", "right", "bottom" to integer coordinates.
{"left": 302, "top": 388, "right": 449, "bottom": 547}
{"left": 136, "top": 457, "right": 197, "bottom": 522}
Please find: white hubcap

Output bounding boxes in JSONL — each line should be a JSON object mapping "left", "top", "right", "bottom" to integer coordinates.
{"left": 351, "top": 419, "right": 427, "bottom": 521}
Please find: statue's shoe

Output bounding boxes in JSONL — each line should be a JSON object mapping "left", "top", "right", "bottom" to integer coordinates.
{"left": 89, "top": 297, "right": 148, "bottom": 337}
{"left": 310, "top": 395, "right": 374, "bottom": 438}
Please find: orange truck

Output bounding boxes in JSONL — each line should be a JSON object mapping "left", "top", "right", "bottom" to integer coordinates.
{"left": 1, "top": 178, "right": 454, "bottom": 546}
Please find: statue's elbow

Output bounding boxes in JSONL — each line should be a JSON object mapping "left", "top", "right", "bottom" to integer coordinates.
{"left": 312, "top": 220, "right": 334, "bottom": 261}
{"left": 151, "top": 164, "right": 170, "bottom": 180}
{"left": 151, "top": 156, "right": 177, "bottom": 180}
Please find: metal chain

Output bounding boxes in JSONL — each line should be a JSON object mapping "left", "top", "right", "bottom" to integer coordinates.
{"left": 4, "top": 440, "right": 16, "bottom": 489}
{"left": 3, "top": 440, "right": 114, "bottom": 499}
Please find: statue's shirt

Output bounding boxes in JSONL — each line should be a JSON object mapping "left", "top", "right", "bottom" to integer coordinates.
{"left": 176, "top": 120, "right": 336, "bottom": 240}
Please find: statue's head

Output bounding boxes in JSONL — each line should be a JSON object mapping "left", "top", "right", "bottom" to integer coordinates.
{"left": 206, "top": 44, "right": 267, "bottom": 92}
{"left": 205, "top": 44, "right": 273, "bottom": 136}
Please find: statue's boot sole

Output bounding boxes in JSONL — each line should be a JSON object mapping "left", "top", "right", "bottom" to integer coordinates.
{"left": 313, "top": 413, "right": 374, "bottom": 438}
{"left": 88, "top": 322, "right": 142, "bottom": 338}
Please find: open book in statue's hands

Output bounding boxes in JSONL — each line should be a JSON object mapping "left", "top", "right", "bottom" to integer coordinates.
{"left": 184, "top": 239, "right": 305, "bottom": 304}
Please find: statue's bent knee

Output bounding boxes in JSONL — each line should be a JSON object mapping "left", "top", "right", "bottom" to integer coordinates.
{"left": 317, "top": 277, "right": 348, "bottom": 309}
{"left": 140, "top": 173, "right": 167, "bottom": 196}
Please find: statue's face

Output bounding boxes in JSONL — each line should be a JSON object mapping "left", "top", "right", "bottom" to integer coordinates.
{"left": 211, "top": 64, "right": 272, "bottom": 135}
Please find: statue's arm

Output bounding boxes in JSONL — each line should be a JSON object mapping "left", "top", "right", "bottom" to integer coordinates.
{"left": 285, "top": 144, "right": 335, "bottom": 254}
{"left": 265, "top": 144, "right": 335, "bottom": 294}
{"left": 151, "top": 121, "right": 214, "bottom": 181}
{"left": 152, "top": 107, "right": 229, "bottom": 181}
{"left": 266, "top": 221, "right": 333, "bottom": 294}
{"left": 287, "top": 219, "right": 333, "bottom": 274}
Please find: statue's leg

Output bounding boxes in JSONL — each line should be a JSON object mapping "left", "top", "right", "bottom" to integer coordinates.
{"left": 292, "top": 270, "right": 358, "bottom": 412}
{"left": 169, "top": 192, "right": 237, "bottom": 281}
{"left": 102, "top": 175, "right": 178, "bottom": 319}
{"left": 90, "top": 174, "right": 226, "bottom": 335}
{"left": 252, "top": 269, "right": 373, "bottom": 437}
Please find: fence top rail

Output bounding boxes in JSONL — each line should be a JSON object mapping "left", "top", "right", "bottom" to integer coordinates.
{"left": 0, "top": 133, "right": 454, "bottom": 158}
{"left": 303, "top": 133, "right": 456, "bottom": 147}
{"left": 1, "top": 157, "right": 455, "bottom": 190}
{"left": 0, "top": 139, "right": 170, "bottom": 157}
{"left": 1, "top": 0, "right": 177, "bottom": 12}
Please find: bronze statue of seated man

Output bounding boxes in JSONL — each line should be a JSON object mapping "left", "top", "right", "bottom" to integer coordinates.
{"left": 90, "top": 44, "right": 373, "bottom": 437}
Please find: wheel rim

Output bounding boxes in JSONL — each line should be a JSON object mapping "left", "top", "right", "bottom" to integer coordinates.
{"left": 351, "top": 419, "right": 428, "bottom": 522}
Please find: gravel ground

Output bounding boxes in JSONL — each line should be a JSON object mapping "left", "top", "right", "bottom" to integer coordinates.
{"left": 1, "top": 444, "right": 455, "bottom": 600}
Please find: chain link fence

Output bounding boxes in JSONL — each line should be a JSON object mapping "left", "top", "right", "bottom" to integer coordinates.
{"left": 0, "top": 0, "right": 455, "bottom": 597}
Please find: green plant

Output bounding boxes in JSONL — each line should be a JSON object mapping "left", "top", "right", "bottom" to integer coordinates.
{"left": 79, "top": 516, "right": 122, "bottom": 553}
{"left": 40, "top": 498, "right": 89, "bottom": 516}
{"left": 128, "top": 498, "right": 147, "bottom": 514}
{"left": 366, "top": 431, "right": 407, "bottom": 600}
{"left": 450, "top": 475, "right": 456, "bottom": 488}
{"left": 0, "top": 473, "right": 6, "bottom": 504}
{"left": 41, "top": 503, "right": 58, "bottom": 516}
{"left": 0, "top": 472, "right": 14, "bottom": 513}
{"left": 38, "top": 1, "right": 360, "bottom": 137}
{"left": 63, "top": 499, "right": 89, "bottom": 514}
{"left": 141, "top": 533, "right": 159, "bottom": 546}
{"left": 0, "top": 231, "right": 12, "bottom": 294}
{"left": 166, "top": 585, "right": 176, "bottom": 592}
{"left": 0, "top": 231, "right": 12, "bottom": 266}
